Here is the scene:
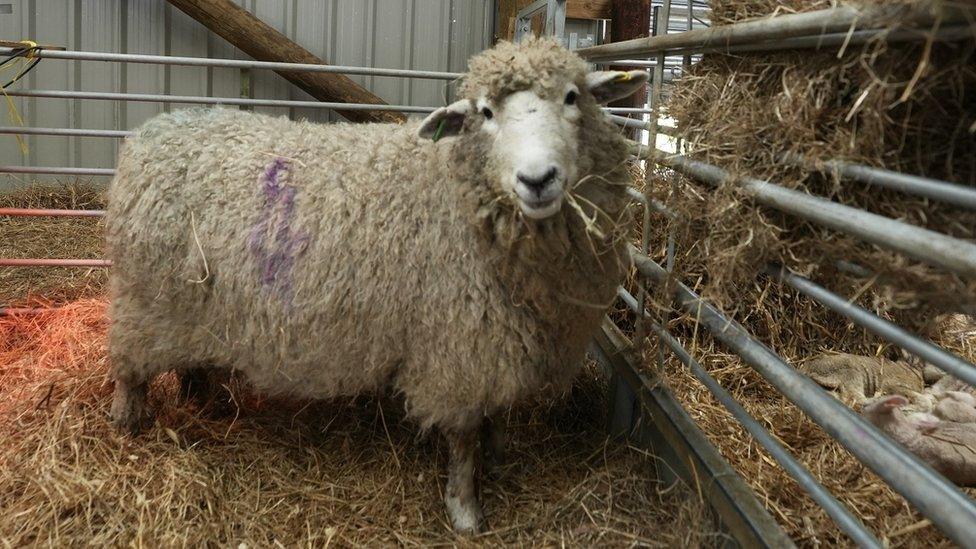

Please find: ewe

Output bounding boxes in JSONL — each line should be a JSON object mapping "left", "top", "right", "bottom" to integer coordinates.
{"left": 106, "top": 38, "right": 646, "bottom": 533}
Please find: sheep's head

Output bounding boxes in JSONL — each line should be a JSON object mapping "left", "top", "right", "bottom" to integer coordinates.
{"left": 418, "top": 38, "right": 647, "bottom": 221}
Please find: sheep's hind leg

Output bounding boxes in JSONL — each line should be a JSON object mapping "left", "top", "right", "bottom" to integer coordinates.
{"left": 110, "top": 375, "right": 150, "bottom": 435}
{"left": 481, "top": 414, "right": 506, "bottom": 478}
{"left": 444, "top": 426, "right": 484, "bottom": 534}
{"left": 179, "top": 367, "right": 213, "bottom": 404}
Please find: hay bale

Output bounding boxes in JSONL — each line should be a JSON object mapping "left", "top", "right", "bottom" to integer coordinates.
{"left": 0, "top": 301, "right": 721, "bottom": 545}
{"left": 0, "top": 184, "right": 108, "bottom": 306}
{"left": 658, "top": 0, "right": 976, "bottom": 331}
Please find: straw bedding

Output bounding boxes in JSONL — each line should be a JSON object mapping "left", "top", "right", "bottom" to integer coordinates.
{"left": 634, "top": 0, "right": 976, "bottom": 545}
{"left": 0, "top": 185, "right": 719, "bottom": 546}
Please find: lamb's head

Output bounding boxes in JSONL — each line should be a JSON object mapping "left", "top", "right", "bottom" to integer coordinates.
{"left": 418, "top": 38, "right": 647, "bottom": 220}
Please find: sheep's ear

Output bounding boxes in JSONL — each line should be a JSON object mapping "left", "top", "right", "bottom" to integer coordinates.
{"left": 586, "top": 71, "right": 649, "bottom": 104}
{"left": 418, "top": 99, "right": 473, "bottom": 141}
{"left": 881, "top": 395, "right": 909, "bottom": 410}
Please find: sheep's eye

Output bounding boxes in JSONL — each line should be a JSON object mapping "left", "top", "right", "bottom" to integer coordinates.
{"left": 565, "top": 90, "right": 578, "bottom": 105}
{"left": 481, "top": 107, "right": 493, "bottom": 119}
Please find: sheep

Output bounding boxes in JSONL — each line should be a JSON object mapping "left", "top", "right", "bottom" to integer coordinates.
{"left": 105, "top": 37, "right": 648, "bottom": 534}
{"left": 862, "top": 395, "right": 976, "bottom": 486}
{"left": 799, "top": 352, "right": 925, "bottom": 405}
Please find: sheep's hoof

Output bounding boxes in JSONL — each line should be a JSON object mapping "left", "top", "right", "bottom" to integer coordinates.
{"left": 446, "top": 495, "right": 484, "bottom": 535}
{"left": 110, "top": 380, "right": 149, "bottom": 435}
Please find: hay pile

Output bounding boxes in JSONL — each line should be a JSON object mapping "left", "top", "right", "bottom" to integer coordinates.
{"left": 658, "top": 0, "right": 976, "bottom": 328}
{"left": 633, "top": 0, "right": 976, "bottom": 545}
{"left": 0, "top": 185, "right": 108, "bottom": 306}
{"left": 0, "top": 189, "right": 720, "bottom": 546}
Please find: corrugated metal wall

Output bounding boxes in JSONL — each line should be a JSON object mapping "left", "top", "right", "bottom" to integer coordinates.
{"left": 0, "top": 0, "right": 493, "bottom": 186}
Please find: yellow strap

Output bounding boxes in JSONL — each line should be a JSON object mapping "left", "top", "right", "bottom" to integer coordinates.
{"left": 17, "top": 40, "right": 39, "bottom": 58}
{"left": 0, "top": 39, "right": 40, "bottom": 157}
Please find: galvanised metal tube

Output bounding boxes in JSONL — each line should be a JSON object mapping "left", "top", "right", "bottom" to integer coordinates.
{"left": 3, "top": 90, "right": 654, "bottom": 115}
{"left": 659, "top": 154, "right": 976, "bottom": 278}
{"left": 0, "top": 46, "right": 463, "bottom": 81}
{"left": 665, "top": 25, "right": 976, "bottom": 56}
{"left": 0, "top": 166, "right": 115, "bottom": 176}
{"left": 625, "top": 187, "right": 677, "bottom": 219}
{"left": 0, "top": 126, "right": 132, "bottom": 138}
{"left": 0, "top": 208, "right": 105, "bottom": 217}
{"left": 781, "top": 153, "right": 976, "bottom": 211}
{"left": 630, "top": 247, "right": 976, "bottom": 547}
{"left": 0, "top": 258, "right": 112, "bottom": 267}
{"left": 576, "top": 5, "right": 966, "bottom": 61}
{"left": 609, "top": 114, "right": 649, "bottom": 130}
{"left": 765, "top": 265, "right": 976, "bottom": 388}
{"left": 4, "top": 89, "right": 438, "bottom": 113}
{"left": 617, "top": 286, "right": 884, "bottom": 549}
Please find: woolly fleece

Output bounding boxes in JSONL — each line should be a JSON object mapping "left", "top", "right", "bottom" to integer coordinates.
{"left": 106, "top": 38, "right": 633, "bottom": 433}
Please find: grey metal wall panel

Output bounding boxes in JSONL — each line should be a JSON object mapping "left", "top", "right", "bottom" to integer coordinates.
{"left": 1, "top": 0, "right": 492, "bottom": 187}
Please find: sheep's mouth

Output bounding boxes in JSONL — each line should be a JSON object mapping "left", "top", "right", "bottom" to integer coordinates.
{"left": 518, "top": 196, "right": 563, "bottom": 220}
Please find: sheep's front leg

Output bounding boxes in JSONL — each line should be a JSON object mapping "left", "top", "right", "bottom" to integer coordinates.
{"left": 444, "top": 426, "right": 484, "bottom": 534}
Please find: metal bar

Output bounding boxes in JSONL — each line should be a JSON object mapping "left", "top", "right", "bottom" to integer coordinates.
{"left": 576, "top": 5, "right": 971, "bottom": 61}
{"left": 0, "top": 166, "right": 115, "bottom": 176}
{"left": 765, "top": 265, "right": 976, "bottom": 388}
{"left": 0, "top": 208, "right": 105, "bottom": 217}
{"left": 611, "top": 116, "right": 678, "bottom": 136}
{"left": 591, "top": 321, "right": 796, "bottom": 549}
{"left": 0, "top": 126, "right": 133, "bottom": 138}
{"left": 1, "top": 90, "right": 653, "bottom": 115}
{"left": 0, "top": 258, "right": 112, "bottom": 267}
{"left": 3, "top": 89, "right": 437, "bottom": 113}
{"left": 782, "top": 153, "right": 976, "bottom": 211}
{"left": 617, "top": 286, "right": 884, "bottom": 549}
{"left": 659, "top": 153, "right": 976, "bottom": 278}
{"left": 665, "top": 24, "right": 976, "bottom": 57}
{"left": 630, "top": 248, "right": 976, "bottom": 547}
{"left": 0, "top": 46, "right": 462, "bottom": 81}
{"left": 635, "top": 0, "right": 672, "bottom": 347}
{"left": 602, "top": 59, "right": 688, "bottom": 67}
{"left": 625, "top": 187, "right": 677, "bottom": 219}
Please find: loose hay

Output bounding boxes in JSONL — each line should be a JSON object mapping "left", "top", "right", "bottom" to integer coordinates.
{"left": 0, "top": 300, "right": 721, "bottom": 546}
{"left": 660, "top": 0, "right": 976, "bottom": 329}
{"left": 630, "top": 0, "right": 976, "bottom": 545}
{"left": 0, "top": 184, "right": 108, "bottom": 306}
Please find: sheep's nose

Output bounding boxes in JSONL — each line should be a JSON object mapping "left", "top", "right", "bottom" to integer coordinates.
{"left": 517, "top": 167, "right": 558, "bottom": 195}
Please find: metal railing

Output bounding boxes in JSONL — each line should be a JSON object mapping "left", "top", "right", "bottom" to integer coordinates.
{"left": 582, "top": 3, "right": 976, "bottom": 548}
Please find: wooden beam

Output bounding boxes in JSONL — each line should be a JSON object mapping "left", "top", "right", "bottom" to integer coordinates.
{"left": 498, "top": 0, "right": 612, "bottom": 42}
{"left": 610, "top": 0, "right": 650, "bottom": 139}
{"left": 165, "top": 0, "right": 404, "bottom": 124}
{"left": 567, "top": 0, "right": 614, "bottom": 20}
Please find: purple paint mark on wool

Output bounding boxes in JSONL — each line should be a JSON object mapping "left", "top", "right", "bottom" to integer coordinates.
{"left": 248, "top": 158, "right": 310, "bottom": 305}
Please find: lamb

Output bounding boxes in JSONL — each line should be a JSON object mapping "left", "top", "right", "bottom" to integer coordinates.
{"left": 105, "top": 38, "right": 647, "bottom": 534}
{"left": 862, "top": 395, "right": 976, "bottom": 486}
{"left": 799, "top": 352, "right": 924, "bottom": 405}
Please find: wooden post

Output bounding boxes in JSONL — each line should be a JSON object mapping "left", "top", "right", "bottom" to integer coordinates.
{"left": 165, "top": 0, "right": 404, "bottom": 124}
{"left": 609, "top": 0, "right": 650, "bottom": 139}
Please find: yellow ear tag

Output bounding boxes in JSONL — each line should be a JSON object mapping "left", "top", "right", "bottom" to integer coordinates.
{"left": 615, "top": 72, "right": 632, "bottom": 82}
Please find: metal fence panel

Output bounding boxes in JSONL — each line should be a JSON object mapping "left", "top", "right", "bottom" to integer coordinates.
{"left": 0, "top": 0, "right": 492, "bottom": 188}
